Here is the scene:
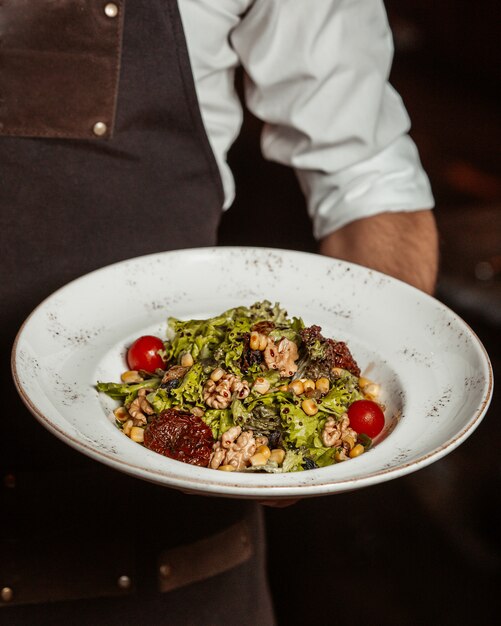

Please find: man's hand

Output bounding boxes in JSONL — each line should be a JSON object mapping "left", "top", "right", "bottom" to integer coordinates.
{"left": 319, "top": 209, "right": 439, "bottom": 295}
{"left": 259, "top": 499, "right": 299, "bottom": 508}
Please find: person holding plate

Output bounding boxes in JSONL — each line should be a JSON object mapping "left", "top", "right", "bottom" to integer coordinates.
{"left": 0, "top": 1, "right": 438, "bottom": 623}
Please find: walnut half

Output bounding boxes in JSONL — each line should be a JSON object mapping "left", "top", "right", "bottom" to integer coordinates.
{"left": 263, "top": 337, "right": 299, "bottom": 377}
{"left": 209, "top": 428, "right": 257, "bottom": 470}
{"left": 203, "top": 371, "right": 250, "bottom": 409}
{"left": 128, "top": 388, "right": 155, "bottom": 426}
{"left": 321, "top": 414, "right": 358, "bottom": 450}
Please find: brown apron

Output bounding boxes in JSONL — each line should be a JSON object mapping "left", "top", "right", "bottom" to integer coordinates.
{"left": 0, "top": 1, "right": 274, "bottom": 622}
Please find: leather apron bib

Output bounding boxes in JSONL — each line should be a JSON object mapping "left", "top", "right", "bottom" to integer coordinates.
{"left": 0, "top": 2, "right": 274, "bottom": 622}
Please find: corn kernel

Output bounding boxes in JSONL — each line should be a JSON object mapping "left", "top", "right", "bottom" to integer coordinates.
{"left": 364, "top": 383, "right": 380, "bottom": 400}
{"left": 253, "top": 377, "right": 271, "bottom": 395}
{"left": 250, "top": 452, "right": 268, "bottom": 466}
{"left": 302, "top": 398, "right": 318, "bottom": 416}
{"left": 342, "top": 435, "right": 356, "bottom": 450}
{"left": 335, "top": 449, "right": 348, "bottom": 462}
{"left": 349, "top": 444, "right": 365, "bottom": 458}
{"left": 121, "top": 370, "right": 143, "bottom": 383}
{"left": 303, "top": 379, "right": 315, "bottom": 392}
{"left": 270, "top": 449, "right": 285, "bottom": 465}
{"left": 315, "top": 377, "right": 330, "bottom": 394}
{"left": 218, "top": 464, "right": 236, "bottom": 472}
{"left": 180, "top": 352, "right": 194, "bottom": 367}
{"left": 256, "top": 445, "right": 271, "bottom": 460}
{"left": 258, "top": 334, "right": 268, "bottom": 351}
{"left": 114, "top": 406, "right": 130, "bottom": 423}
{"left": 210, "top": 367, "right": 225, "bottom": 382}
{"left": 289, "top": 380, "right": 305, "bottom": 395}
{"left": 279, "top": 384, "right": 289, "bottom": 392}
{"left": 130, "top": 426, "right": 145, "bottom": 443}
{"left": 249, "top": 331, "right": 260, "bottom": 351}
{"left": 359, "top": 377, "right": 380, "bottom": 399}
{"left": 123, "top": 419, "right": 134, "bottom": 437}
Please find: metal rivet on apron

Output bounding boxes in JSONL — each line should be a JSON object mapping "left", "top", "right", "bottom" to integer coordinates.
{"left": 159, "top": 564, "right": 172, "bottom": 578}
{"left": 1, "top": 587, "right": 14, "bottom": 603}
{"left": 104, "top": 3, "right": 119, "bottom": 18}
{"left": 93, "top": 122, "right": 108, "bottom": 137}
{"left": 117, "top": 575, "right": 132, "bottom": 590}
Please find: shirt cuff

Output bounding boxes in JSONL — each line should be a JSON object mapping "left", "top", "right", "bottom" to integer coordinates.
{"left": 295, "top": 135, "right": 435, "bottom": 240}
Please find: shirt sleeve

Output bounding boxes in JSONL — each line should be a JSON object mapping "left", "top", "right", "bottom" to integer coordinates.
{"left": 230, "top": 0, "right": 434, "bottom": 239}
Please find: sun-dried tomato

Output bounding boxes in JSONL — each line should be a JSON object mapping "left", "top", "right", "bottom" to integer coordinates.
{"left": 324, "top": 339, "right": 360, "bottom": 378}
{"left": 143, "top": 409, "right": 214, "bottom": 467}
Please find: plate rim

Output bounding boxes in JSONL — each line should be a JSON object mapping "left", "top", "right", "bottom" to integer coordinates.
{"left": 10, "top": 246, "right": 495, "bottom": 498}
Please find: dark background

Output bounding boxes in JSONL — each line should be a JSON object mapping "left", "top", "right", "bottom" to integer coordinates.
{"left": 1, "top": 3, "right": 498, "bottom": 624}
{"left": 219, "top": 2, "right": 500, "bottom": 624}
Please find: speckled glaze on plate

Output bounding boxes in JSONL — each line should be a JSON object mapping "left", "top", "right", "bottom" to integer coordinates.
{"left": 12, "top": 247, "right": 493, "bottom": 499}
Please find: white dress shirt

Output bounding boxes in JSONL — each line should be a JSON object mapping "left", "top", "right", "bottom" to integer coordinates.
{"left": 178, "top": 0, "right": 434, "bottom": 239}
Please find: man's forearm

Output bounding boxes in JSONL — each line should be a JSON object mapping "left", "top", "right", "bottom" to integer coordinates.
{"left": 319, "top": 210, "right": 439, "bottom": 295}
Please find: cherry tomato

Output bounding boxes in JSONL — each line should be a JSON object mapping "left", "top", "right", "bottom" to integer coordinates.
{"left": 127, "top": 335, "right": 166, "bottom": 373}
{"left": 347, "top": 399, "right": 385, "bottom": 438}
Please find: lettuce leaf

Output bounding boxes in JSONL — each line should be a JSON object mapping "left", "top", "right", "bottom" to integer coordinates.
{"left": 148, "top": 363, "right": 205, "bottom": 413}
{"left": 307, "top": 446, "right": 337, "bottom": 467}
{"left": 96, "top": 301, "right": 370, "bottom": 473}
{"left": 282, "top": 449, "right": 305, "bottom": 473}
{"left": 164, "top": 315, "right": 227, "bottom": 363}
{"left": 232, "top": 397, "right": 281, "bottom": 435}
{"left": 213, "top": 314, "right": 253, "bottom": 376}
{"left": 202, "top": 409, "right": 234, "bottom": 439}
{"left": 163, "top": 301, "right": 296, "bottom": 372}
{"left": 96, "top": 378, "right": 161, "bottom": 406}
{"left": 320, "top": 371, "right": 364, "bottom": 416}
{"left": 268, "top": 315, "right": 304, "bottom": 344}
{"left": 280, "top": 402, "right": 321, "bottom": 448}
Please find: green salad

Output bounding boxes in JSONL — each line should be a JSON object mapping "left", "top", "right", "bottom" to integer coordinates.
{"left": 97, "top": 301, "right": 385, "bottom": 472}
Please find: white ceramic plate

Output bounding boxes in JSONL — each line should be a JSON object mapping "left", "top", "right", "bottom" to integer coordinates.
{"left": 12, "top": 247, "right": 493, "bottom": 499}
